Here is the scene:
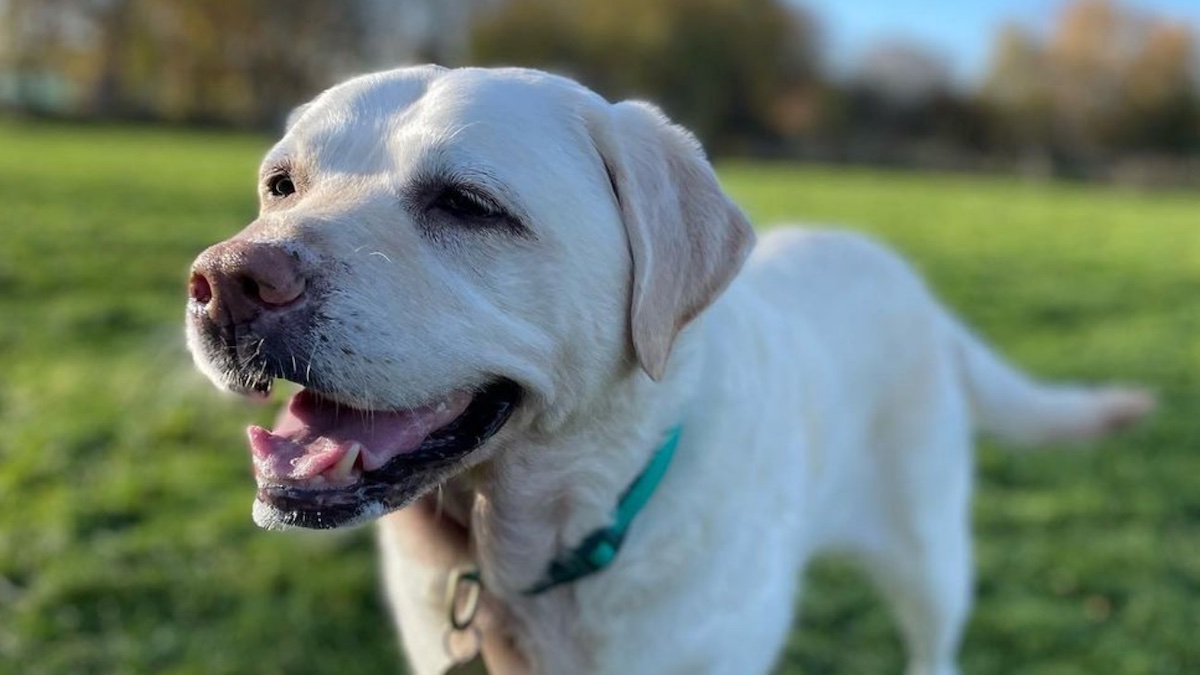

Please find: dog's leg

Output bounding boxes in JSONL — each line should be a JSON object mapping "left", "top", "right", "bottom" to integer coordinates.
{"left": 865, "top": 512, "right": 972, "bottom": 675}
{"left": 860, "top": 365, "right": 974, "bottom": 675}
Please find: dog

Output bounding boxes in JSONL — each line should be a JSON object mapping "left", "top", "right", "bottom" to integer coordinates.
{"left": 185, "top": 66, "right": 1153, "bottom": 675}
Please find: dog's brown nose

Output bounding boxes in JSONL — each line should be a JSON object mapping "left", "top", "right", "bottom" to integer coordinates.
{"left": 189, "top": 240, "right": 306, "bottom": 325}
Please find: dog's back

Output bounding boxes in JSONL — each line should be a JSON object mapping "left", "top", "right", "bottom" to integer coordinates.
{"left": 689, "top": 226, "right": 1153, "bottom": 675}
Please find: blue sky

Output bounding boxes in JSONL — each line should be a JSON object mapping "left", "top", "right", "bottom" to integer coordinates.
{"left": 798, "top": 0, "right": 1200, "bottom": 83}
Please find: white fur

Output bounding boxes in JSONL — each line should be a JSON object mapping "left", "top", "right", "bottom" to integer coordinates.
{"left": 201, "top": 66, "right": 1153, "bottom": 675}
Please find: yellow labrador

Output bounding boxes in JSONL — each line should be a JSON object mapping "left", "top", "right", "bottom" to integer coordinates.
{"left": 185, "top": 66, "right": 1152, "bottom": 675}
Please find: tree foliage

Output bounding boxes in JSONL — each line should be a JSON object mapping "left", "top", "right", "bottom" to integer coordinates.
{"left": 983, "top": 0, "right": 1200, "bottom": 156}
{"left": 469, "top": 0, "right": 822, "bottom": 149}
{"left": 0, "top": 0, "right": 1196, "bottom": 174}
{"left": 1, "top": 0, "right": 363, "bottom": 126}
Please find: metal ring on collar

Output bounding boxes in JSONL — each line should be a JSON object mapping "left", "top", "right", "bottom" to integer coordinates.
{"left": 446, "top": 566, "right": 483, "bottom": 631}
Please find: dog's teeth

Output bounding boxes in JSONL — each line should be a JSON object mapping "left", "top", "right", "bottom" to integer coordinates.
{"left": 436, "top": 401, "right": 448, "bottom": 413}
{"left": 332, "top": 442, "right": 361, "bottom": 479}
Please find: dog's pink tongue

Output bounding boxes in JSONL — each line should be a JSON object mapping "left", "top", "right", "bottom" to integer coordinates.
{"left": 247, "top": 389, "right": 472, "bottom": 482}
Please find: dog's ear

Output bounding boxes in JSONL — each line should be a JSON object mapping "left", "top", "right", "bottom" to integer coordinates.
{"left": 590, "top": 101, "right": 755, "bottom": 381}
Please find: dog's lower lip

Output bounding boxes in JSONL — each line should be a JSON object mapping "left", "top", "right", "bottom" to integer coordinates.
{"left": 257, "top": 481, "right": 371, "bottom": 507}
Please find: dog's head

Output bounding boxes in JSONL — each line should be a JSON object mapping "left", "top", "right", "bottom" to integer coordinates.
{"left": 185, "top": 66, "right": 754, "bottom": 529}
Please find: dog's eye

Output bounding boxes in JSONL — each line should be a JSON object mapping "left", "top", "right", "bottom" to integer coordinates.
{"left": 432, "top": 186, "right": 500, "bottom": 220}
{"left": 266, "top": 173, "right": 296, "bottom": 198}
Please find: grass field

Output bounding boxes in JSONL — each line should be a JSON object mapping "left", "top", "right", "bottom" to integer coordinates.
{"left": 0, "top": 121, "right": 1197, "bottom": 674}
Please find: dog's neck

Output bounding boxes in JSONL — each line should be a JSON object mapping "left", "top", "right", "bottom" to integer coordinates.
{"left": 429, "top": 325, "right": 706, "bottom": 672}
{"left": 472, "top": 333, "right": 700, "bottom": 593}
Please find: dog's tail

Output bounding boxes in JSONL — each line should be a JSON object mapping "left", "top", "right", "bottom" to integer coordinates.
{"left": 948, "top": 317, "right": 1154, "bottom": 447}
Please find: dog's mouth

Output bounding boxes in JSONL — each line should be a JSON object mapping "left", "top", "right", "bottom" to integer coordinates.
{"left": 247, "top": 379, "right": 520, "bottom": 530}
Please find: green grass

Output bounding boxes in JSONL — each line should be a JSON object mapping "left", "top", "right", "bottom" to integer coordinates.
{"left": 0, "top": 121, "right": 1196, "bottom": 674}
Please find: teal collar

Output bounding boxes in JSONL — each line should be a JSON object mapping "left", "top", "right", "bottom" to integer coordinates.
{"left": 524, "top": 426, "right": 682, "bottom": 596}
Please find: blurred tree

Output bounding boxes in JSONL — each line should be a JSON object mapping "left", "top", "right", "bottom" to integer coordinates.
{"left": 983, "top": 0, "right": 1200, "bottom": 162}
{"left": 86, "top": 0, "right": 135, "bottom": 117}
{"left": 1, "top": 0, "right": 1195, "bottom": 180}
{"left": 829, "top": 40, "right": 992, "bottom": 166}
{"left": 469, "top": 0, "right": 822, "bottom": 150}
{"left": 1049, "top": 0, "right": 1142, "bottom": 153}
{"left": 121, "top": 0, "right": 365, "bottom": 126}
{"left": 855, "top": 40, "right": 953, "bottom": 110}
{"left": 0, "top": 0, "right": 366, "bottom": 126}
{"left": 982, "top": 23, "right": 1053, "bottom": 150}
{"left": 1120, "top": 21, "right": 1199, "bottom": 151}
{"left": 0, "top": 0, "right": 79, "bottom": 112}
